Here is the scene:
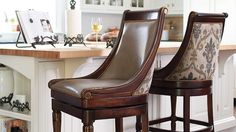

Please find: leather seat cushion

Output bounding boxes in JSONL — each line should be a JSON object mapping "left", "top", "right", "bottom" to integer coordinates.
{"left": 49, "top": 79, "right": 127, "bottom": 98}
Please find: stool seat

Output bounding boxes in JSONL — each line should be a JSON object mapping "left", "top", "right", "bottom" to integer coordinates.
{"left": 50, "top": 79, "right": 127, "bottom": 98}
{"left": 150, "top": 79, "right": 212, "bottom": 96}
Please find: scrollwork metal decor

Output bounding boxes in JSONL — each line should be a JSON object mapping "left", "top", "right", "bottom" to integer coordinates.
{"left": 70, "top": 0, "right": 76, "bottom": 10}
{"left": 106, "top": 37, "right": 117, "bottom": 48}
{"left": 33, "top": 35, "right": 58, "bottom": 48}
{"left": 0, "top": 93, "right": 13, "bottom": 106}
{"left": 64, "top": 34, "right": 86, "bottom": 47}
{"left": 11, "top": 100, "right": 30, "bottom": 112}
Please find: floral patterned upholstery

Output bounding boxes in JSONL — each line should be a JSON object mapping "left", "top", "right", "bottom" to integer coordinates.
{"left": 133, "top": 62, "right": 155, "bottom": 95}
{"left": 167, "top": 22, "right": 223, "bottom": 80}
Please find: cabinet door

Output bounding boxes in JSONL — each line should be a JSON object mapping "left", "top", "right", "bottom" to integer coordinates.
{"left": 154, "top": 0, "right": 170, "bottom": 8}
{"left": 217, "top": 57, "right": 234, "bottom": 121}
{"left": 130, "top": 0, "right": 144, "bottom": 8}
{"left": 108, "top": 0, "right": 123, "bottom": 7}
{"left": 81, "top": 0, "right": 125, "bottom": 13}
{"left": 158, "top": 54, "right": 174, "bottom": 68}
{"left": 128, "top": 0, "right": 150, "bottom": 9}
{"left": 152, "top": 0, "right": 183, "bottom": 14}
{"left": 84, "top": 0, "right": 104, "bottom": 5}
{"left": 169, "top": 0, "right": 183, "bottom": 14}
{"left": 81, "top": 0, "right": 106, "bottom": 11}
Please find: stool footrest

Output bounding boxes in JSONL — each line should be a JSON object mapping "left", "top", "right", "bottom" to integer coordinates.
{"left": 149, "top": 116, "right": 214, "bottom": 132}
{"left": 149, "top": 116, "right": 171, "bottom": 125}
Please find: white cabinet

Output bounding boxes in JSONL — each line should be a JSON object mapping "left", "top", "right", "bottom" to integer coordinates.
{"left": 80, "top": 0, "right": 124, "bottom": 13}
{"left": 0, "top": 56, "right": 65, "bottom": 132}
{"left": 0, "top": 55, "right": 106, "bottom": 132}
{"left": 128, "top": 0, "right": 150, "bottom": 10}
{"left": 154, "top": 0, "right": 183, "bottom": 14}
{"left": 80, "top": 0, "right": 149, "bottom": 14}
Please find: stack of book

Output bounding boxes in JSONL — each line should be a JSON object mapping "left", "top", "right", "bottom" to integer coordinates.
{"left": 0, "top": 116, "right": 27, "bottom": 132}
{"left": 0, "top": 116, "right": 12, "bottom": 132}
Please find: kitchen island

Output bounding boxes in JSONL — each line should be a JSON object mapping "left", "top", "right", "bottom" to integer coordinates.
{"left": 0, "top": 43, "right": 235, "bottom": 131}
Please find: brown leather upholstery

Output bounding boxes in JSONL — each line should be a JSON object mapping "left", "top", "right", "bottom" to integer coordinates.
{"left": 49, "top": 7, "right": 167, "bottom": 132}
{"left": 51, "top": 79, "right": 127, "bottom": 98}
{"left": 50, "top": 21, "right": 158, "bottom": 100}
{"left": 149, "top": 12, "right": 228, "bottom": 132}
{"left": 100, "top": 21, "right": 157, "bottom": 80}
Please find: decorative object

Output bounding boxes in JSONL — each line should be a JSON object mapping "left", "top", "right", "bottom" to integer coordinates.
{"left": 0, "top": 117, "right": 13, "bottom": 132}
{"left": 11, "top": 100, "right": 30, "bottom": 112}
{"left": 33, "top": 35, "right": 58, "bottom": 47}
{"left": 0, "top": 93, "right": 13, "bottom": 106}
{"left": 16, "top": 10, "right": 56, "bottom": 48}
{"left": 5, "top": 119, "right": 28, "bottom": 132}
{"left": 91, "top": 17, "right": 103, "bottom": 42}
{"left": 14, "top": 95, "right": 26, "bottom": 104}
{"left": 70, "top": 0, "right": 76, "bottom": 10}
{"left": 67, "top": 0, "right": 81, "bottom": 43}
{"left": 0, "top": 66, "right": 14, "bottom": 100}
{"left": 106, "top": 37, "right": 117, "bottom": 48}
{"left": 64, "top": 34, "right": 86, "bottom": 47}
{"left": 66, "top": 10, "right": 80, "bottom": 38}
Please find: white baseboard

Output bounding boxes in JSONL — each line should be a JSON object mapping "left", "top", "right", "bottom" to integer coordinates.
{"left": 215, "top": 116, "right": 236, "bottom": 131}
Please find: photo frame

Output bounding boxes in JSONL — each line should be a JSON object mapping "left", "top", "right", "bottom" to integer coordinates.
{"left": 15, "top": 10, "right": 57, "bottom": 48}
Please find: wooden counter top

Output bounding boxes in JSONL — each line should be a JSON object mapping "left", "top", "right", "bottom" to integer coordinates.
{"left": 157, "top": 42, "right": 236, "bottom": 54}
{"left": 0, "top": 44, "right": 111, "bottom": 59}
{"left": 0, "top": 43, "right": 235, "bottom": 59}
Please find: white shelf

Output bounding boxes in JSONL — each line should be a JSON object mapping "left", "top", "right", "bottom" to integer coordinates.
{"left": 0, "top": 105, "right": 31, "bottom": 121}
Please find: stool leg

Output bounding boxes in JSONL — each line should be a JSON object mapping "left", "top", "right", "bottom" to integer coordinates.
{"left": 115, "top": 117, "right": 123, "bottom": 132}
{"left": 136, "top": 116, "right": 141, "bottom": 132}
{"left": 171, "top": 95, "right": 177, "bottom": 131}
{"left": 82, "top": 111, "right": 94, "bottom": 132}
{"left": 208, "top": 93, "right": 215, "bottom": 132}
{"left": 82, "top": 120, "right": 94, "bottom": 132}
{"left": 52, "top": 110, "right": 61, "bottom": 132}
{"left": 141, "top": 110, "right": 148, "bottom": 132}
{"left": 184, "top": 95, "right": 190, "bottom": 132}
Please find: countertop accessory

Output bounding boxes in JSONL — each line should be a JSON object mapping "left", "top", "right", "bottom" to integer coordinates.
{"left": 0, "top": 93, "right": 13, "bottom": 106}
{"left": 33, "top": 35, "right": 58, "bottom": 48}
{"left": 15, "top": 10, "right": 56, "bottom": 48}
{"left": 106, "top": 37, "right": 117, "bottom": 48}
{"left": 64, "top": 34, "right": 86, "bottom": 47}
{"left": 70, "top": 0, "right": 76, "bottom": 10}
{"left": 16, "top": 33, "right": 58, "bottom": 48}
{"left": 11, "top": 100, "right": 30, "bottom": 112}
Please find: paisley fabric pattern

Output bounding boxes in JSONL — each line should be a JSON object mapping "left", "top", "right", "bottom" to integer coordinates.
{"left": 133, "top": 63, "right": 155, "bottom": 95}
{"left": 167, "top": 23, "right": 223, "bottom": 80}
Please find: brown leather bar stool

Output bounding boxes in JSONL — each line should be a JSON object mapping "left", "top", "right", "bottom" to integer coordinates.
{"left": 149, "top": 12, "right": 228, "bottom": 132}
{"left": 48, "top": 7, "right": 167, "bottom": 132}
